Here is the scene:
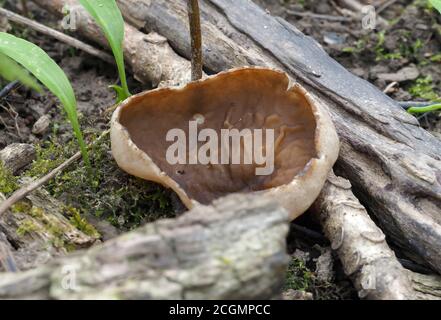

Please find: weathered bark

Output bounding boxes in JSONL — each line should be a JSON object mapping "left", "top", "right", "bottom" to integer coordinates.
{"left": 0, "top": 143, "right": 35, "bottom": 174}
{"left": 314, "top": 172, "right": 425, "bottom": 299}
{"left": 409, "top": 272, "right": 441, "bottom": 300}
{"left": 113, "top": 0, "right": 441, "bottom": 273}
{"left": 0, "top": 187, "right": 99, "bottom": 272}
{"left": 0, "top": 194, "right": 290, "bottom": 300}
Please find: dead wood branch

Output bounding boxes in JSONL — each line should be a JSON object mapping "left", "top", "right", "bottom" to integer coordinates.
{"left": 314, "top": 172, "right": 441, "bottom": 300}
{"left": 0, "top": 195, "right": 290, "bottom": 300}
{"left": 0, "top": 188, "right": 99, "bottom": 272}
{"left": 314, "top": 172, "right": 415, "bottom": 299}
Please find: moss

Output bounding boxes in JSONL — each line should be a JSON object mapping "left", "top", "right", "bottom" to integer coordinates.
{"left": 342, "top": 39, "right": 367, "bottom": 55}
{"left": 375, "top": 31, "right": 425, "bottom": 62}
{"left": 409, "top": 76, "right": 441, "bottom": 101}
{"left": 0, "top": 162, "right": 19, "bottom": 195}
{"left": 11, "top": 201, "right": 32, "bottom": 214}
{"left": 65, "top": 206, "right": 100, "bottom": 238}
{"left": 19, "top": 120, "right": 175, "bottom": 231}
{"left": 16, "top": 219, "right": 41, "bottom": 236}
{"left": 430, "top": 53, "right": 441, "bottom": 63}
{"left": 25, "top": 138, "right": 76, "bottom": 178}
{"left": 284, "top": 258, "right": 314, "bottom": 292}
{"left": 11, "top": 201, "right": 72, "bottom": 249}
{"left": 23, "top": 132, "right": 175, "bottom": 230}
{"left": 284, "top": 257, "right": 356, "bottom": 300}
{"left": 374, "top": 31, "right": 402, "bottom": 61}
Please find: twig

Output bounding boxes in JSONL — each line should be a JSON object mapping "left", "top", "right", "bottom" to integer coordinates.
{"left": 0, "top": 81, "right": 20, "bottom": 99}
{"left": 0, "top": 130, "right": 110, "bottom": 216}
{"left": 383, "top": 81, "right": 397, "bottom": 94}
{"left": 0, "top": 104, "right": 22, "bottom": 140}
{"left": 0, "top": 115, "right": 13, "bottom": 131}
{"left": 338, "top": 0, "right": 367, "bottom": 12}
{"left": 337, "top": 0, "right": 388, "bottom": 27}
{"left": 285, "top": 10, "right": 353, "bottom": 22}
{"left": 313, "top": 172, "right": 416, "bottom": 299}
{"left": 4, "top": 103, "right": 23, "bottom": 141}
{"left": 0, "top": 7, "right": 114, "bottom": 64}
{"left": 187, "top": 0, "right": 203, "bottom": 81}
{"left": 376, "top": 0, "right": 399, "bottom": 15}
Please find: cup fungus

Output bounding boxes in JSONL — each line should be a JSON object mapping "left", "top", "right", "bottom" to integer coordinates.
{"left": 111, "top": 67, "right": 339, "bottom": 220}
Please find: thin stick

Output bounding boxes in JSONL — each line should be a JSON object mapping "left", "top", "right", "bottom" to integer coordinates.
{"left": 0, "top": 130, "right": 110, "bottom": 216}
{"left": 376, "top": 0, "right": 399, "bottom": 15}
{"left": 286, "top": 10, "right": 353, "bottom": 22}
{"left": 187, "top": 0, "right": 203, "bottom": 81}
{"left": 382, "top": 81, "right": 397, "bottom": 94}
{"left": 0, "top": 80, "right": 20, "bottom": 99}
{"left": 0, "top": 7, "right": 114, "bottom": 64}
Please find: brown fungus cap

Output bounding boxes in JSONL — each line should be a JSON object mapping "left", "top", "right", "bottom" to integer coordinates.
{"left": 111, "top": 68, "right": 340, "bottom": 220}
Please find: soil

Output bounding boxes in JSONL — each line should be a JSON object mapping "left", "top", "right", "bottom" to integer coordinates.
{"left": 0, "top": 0, "right": 440, "bottom": 300}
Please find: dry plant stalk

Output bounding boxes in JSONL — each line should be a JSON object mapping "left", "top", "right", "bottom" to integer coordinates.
{"left": 187, "top": 0, "right": 203, "bottom": 81}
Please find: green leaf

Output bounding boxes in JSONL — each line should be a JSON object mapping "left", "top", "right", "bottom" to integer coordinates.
{"left": 0, "top": 52, "right": 42, "bottom": 92}
{"left": 0, "top": 32, "right": 90, "bottom": 168}
{"left": 79, "top": 0, "right": 130, "bottom": 102}
{"left": 109, "top": 84, "right": 126, "bottom": 102}
{"left": 430, "top": 0, "right": 441, "bottom": 14}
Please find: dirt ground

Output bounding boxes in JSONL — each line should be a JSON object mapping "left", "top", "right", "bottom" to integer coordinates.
{"left": 0, "top": 0, "right": 440, "bottom": 300}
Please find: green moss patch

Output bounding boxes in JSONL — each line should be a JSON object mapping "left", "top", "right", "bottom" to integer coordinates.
{"left": 0, "top": 162, "right": 18, "bottom": 195}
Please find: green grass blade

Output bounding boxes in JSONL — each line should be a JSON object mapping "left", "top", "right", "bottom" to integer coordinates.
{"left": 0, "top": 32, "right": 90, "bottom": 168}
{"left": 408, "top": 104, "right": 441, "bottom": 114}
{"left": 0, "top": 52, "right": 42, "bottom": 92}
{"left": 429, "top": 0, "right": 441, "bottom": 14}
{"left": 79, "top": 0, "right": 130, "bottom": 102}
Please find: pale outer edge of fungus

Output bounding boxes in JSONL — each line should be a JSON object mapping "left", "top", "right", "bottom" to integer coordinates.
{"left": 110, "top": 67, "right": 340, "bottom": 220}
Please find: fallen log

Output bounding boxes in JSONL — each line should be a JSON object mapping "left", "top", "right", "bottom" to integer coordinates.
{"left": 0, "top": 194, "right": 290, "bottom": 299}
{"left": 112, "top": 0, "right": 441, "bottom": 273}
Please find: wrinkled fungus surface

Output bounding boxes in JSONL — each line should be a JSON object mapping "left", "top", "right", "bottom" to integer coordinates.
{"left": 119, "top": 69, "right": 317, "bottom": 204}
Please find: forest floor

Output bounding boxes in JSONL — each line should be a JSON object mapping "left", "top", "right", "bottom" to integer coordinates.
{"left": 0, "top": 0, "right": 440, "bottom": 300}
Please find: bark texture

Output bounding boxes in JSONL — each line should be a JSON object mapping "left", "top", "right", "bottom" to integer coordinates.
{"left": 314, "top": 172, "right": 415, "bottom": 299}
{"left": 0, "top": 195, "right": 290, "bottom": 299}
{"left": 0, "top": 187, "right": 99, "bottom": 272}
